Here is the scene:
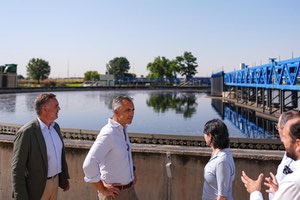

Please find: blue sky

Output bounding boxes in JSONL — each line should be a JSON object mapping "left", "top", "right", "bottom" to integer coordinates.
{"left": 1, "top": 0, "right": 300, "bottom": 78}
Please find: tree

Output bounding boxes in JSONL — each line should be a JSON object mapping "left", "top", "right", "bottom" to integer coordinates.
{"left": 147, "top": 56, "right": 179, "bottom": 83}
{"left": 26, "top": 58, "right": 51, "bottom": 83}
{"left": 84, "top": 71, "right": 100, "bottom": 81}
{"left": 176, "top": 52, "right": 198, "bottom": 82}
{"left": 106, "top": 57, "right": 130, "bottom": 78}
{"left": 169, "top": 59, "right": 180, "bottom": 79}
{"left": 17, "top": 75, "right": 25, "bottom": 80}
{"left": 123, "top": 72, "right": 136, "bottom": 79}
{"left": 147, "top": 56, "right": 169, "bottom": 79}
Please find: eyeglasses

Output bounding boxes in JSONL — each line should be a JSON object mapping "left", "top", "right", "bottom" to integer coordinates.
{"left": 283, "top": 165, "right": 293, "bottom": 175}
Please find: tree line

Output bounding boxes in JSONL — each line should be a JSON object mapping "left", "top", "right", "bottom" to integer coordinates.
{"left": 25, "top": 51, "right": 198, "bottom": 83}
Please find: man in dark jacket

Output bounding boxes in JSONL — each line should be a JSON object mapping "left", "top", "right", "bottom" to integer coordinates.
{"left": 12, "top": 93, "right": 70, "bottom": 200}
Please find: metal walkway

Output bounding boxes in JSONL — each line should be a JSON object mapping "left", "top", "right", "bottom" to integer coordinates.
{"left": 213, "top": 57, "right": 300, "bottom": 114}
{"left": 224, "top": 57, "right": 300, "bottom": 90}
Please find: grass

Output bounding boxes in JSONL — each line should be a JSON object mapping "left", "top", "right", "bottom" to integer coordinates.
{"left": 65, "top": 83, "right": 83, "bottom": 87}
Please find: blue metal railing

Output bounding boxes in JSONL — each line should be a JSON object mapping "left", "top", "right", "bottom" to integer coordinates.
{"left": 224, "top": 106, "right": 275, "bottom": 139}
{"left": 224, "top": 57, "right": 300, "bottom": 90}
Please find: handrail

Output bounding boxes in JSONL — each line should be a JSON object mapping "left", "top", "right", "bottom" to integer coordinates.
{"left": 224, "top": 57, "right": 300, "bottom": 90}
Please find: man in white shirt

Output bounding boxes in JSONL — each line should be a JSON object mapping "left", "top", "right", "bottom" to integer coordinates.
{"left": 83, "top": 96, "right": 138, "bottom": 200}
{"left": 241, "top": 117, "right": 300, "bottom": 200}
{"left": 269, "top": 110, "right": 300, "bottom": 199}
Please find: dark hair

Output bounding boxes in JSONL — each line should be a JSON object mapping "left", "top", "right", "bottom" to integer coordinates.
{"left": 34, "top": 93, "right": 56, "bottom": 115}
{"left": 203, "top": 119, "right": 229, "bottom": 149}
{"left": 280, "top": 110, "right": 300, "bottom": 128}
{"left": 112, "top": 96, "right": 133, "bottom": 111}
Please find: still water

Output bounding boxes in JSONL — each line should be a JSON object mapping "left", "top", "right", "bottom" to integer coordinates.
{"left": 0, "top": 90, "right": 279, "bottom": 138}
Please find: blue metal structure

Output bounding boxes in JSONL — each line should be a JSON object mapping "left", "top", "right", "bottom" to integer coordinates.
{"left": 211, "top": 98, "right": 277, "bottom": 139}
{"left": 224, "top": 105, "right": 274, "bottom": 139}
{"left": 214, "top": 57, "right": 300, "bottom": 114}
{"left": 224, "top": 57, "right": 300, "bottom": 90}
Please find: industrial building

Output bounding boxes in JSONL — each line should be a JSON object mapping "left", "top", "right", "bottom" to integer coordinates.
{"left": 0, "top": 64, "right": 17, "bottom": 88}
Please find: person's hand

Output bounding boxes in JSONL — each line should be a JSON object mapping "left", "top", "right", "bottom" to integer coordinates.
{"left": 63, "top": 180, "right": 70, "bottom": 192}
{"left": 102, "top": 180, "right": 120, "bottom": 198}
{"left": 264, "top": 172, "right": 279, "bottom": 194}
{"left": 217, "top": 195, "right": 228, "bottom": 200}
{"left": 64, "top": 181, "right": 70, "bottom": 192}
{"left": 241, "top": 171, "right": 264, "bottom": 193}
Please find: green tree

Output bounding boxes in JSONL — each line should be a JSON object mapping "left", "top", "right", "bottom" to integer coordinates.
{"left": 169, "top": 59, "right": 180, "bottom": 80}
{"left": 123, "top": 72, "right": 136, "bottom": 79}
{"left": 176, "top": 52, "right": 198, "bottom": 81}
{"left": 106, "top": 57, "right": 130, "bottom": 78}
{"left": 147, "top": 56, "right": 169, "bottom": 79}
{"left": 26, "top": 58, "right": 51, "bottom": 83}
{"left": 147, "top": 56, "right": 181, "bottom": 83}
{"left": 84, "top": 71, "right": 100, "bottom": 81}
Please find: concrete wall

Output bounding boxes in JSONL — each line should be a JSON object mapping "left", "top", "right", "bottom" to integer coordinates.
{"left": 0, "top": 136, "right": 282, "bottom": 200}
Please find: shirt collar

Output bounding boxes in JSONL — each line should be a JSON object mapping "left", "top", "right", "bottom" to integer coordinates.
{"left": 211, "top": 148, "right": 230, "bottom": 159}
{"left": 108, "top": 118, "right": 128, "bottom": 130}
{"left": 290, "top": 160, "right": 300, "bottom": 171}
{"left": 37, "top": 117, "right": 55, "bottom": 130}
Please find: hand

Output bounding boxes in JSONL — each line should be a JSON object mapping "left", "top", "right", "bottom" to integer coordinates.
{"left": 102, "top": 180, "right": 120, "bottom": 198}
{"left": 264, "top": 172, "right": 279, "bottom": 194}
{"left": 63, "top": 180, "right": 70, "bottom": 192}
{"left": 241, "top": 171, "right": 264, "bottom": 193}
{"left": 217, "top": 195, "right": 228, "bottom": 200}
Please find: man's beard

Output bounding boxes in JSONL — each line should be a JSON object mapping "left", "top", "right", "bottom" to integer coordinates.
{"left": 286, "top": 149, "right": 297, "bottom": 161}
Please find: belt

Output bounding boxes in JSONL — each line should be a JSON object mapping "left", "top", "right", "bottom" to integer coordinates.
{"left": 115, "top": 181, "right": 133, "bottom": 190}
{"left": 47, "top": 174, "right": 58, "bottom": 180}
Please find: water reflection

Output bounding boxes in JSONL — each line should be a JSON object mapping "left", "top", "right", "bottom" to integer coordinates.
{"left": 211, "top": 99, "right": 279, "bottom": 139}
{"left": 146, "top": 92, "right": 198, "bottom": 118}
{"left": 25, "top": 93, "right": 38, "bottom": 112}
{"left": 0, "top": 91, "right": 277, "bottom": 138}
{"left": 0, "top": 94, "right": 16, "bottom": 112}
{"left": 98, "top": 91, "right": 132, "bottom": 110}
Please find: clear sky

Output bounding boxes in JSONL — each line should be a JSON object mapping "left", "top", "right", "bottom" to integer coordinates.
{"left": 1, "top": 0, "right": 300, "bottom": 78}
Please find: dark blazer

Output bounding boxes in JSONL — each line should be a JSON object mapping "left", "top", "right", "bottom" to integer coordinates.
{"left": 11, "top": 119, "right": 70, "bottom": 200}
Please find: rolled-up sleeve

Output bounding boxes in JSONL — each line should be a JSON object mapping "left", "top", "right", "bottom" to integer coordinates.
{"left": 250, "top": 191, "right": 263, "bottom": 200}
{"left": 83, "top": 133, "right": 111, "bottom": 183}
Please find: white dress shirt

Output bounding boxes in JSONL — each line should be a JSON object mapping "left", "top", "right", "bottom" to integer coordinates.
{"left": 251, "top": 160, "right": 300, "bottom": 200}
{"left": 269, "top": 152, "right": 294, "bottom": 200}
{"left": 83, "top": 118, "right": 134, "bottom": 185}
{"left": 37, "top": 118, "right": 62, "bottom": 177}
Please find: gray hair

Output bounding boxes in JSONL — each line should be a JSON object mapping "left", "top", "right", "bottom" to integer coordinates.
{"left": 280, "top": 110, "right": 300, "bottom": 128}
{"left": 112, "top": 96, "right": 133, "bottom": 111}
{"left": 34, "top": 93, "right": 56, "bottom": 115}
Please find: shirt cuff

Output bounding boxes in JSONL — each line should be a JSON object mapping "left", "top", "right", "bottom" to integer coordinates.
{"left": 250, "top": 191, "right": 263, "bottom": 200}
{"left": 84, "top": 174, "right": 101, "bottom": 183}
